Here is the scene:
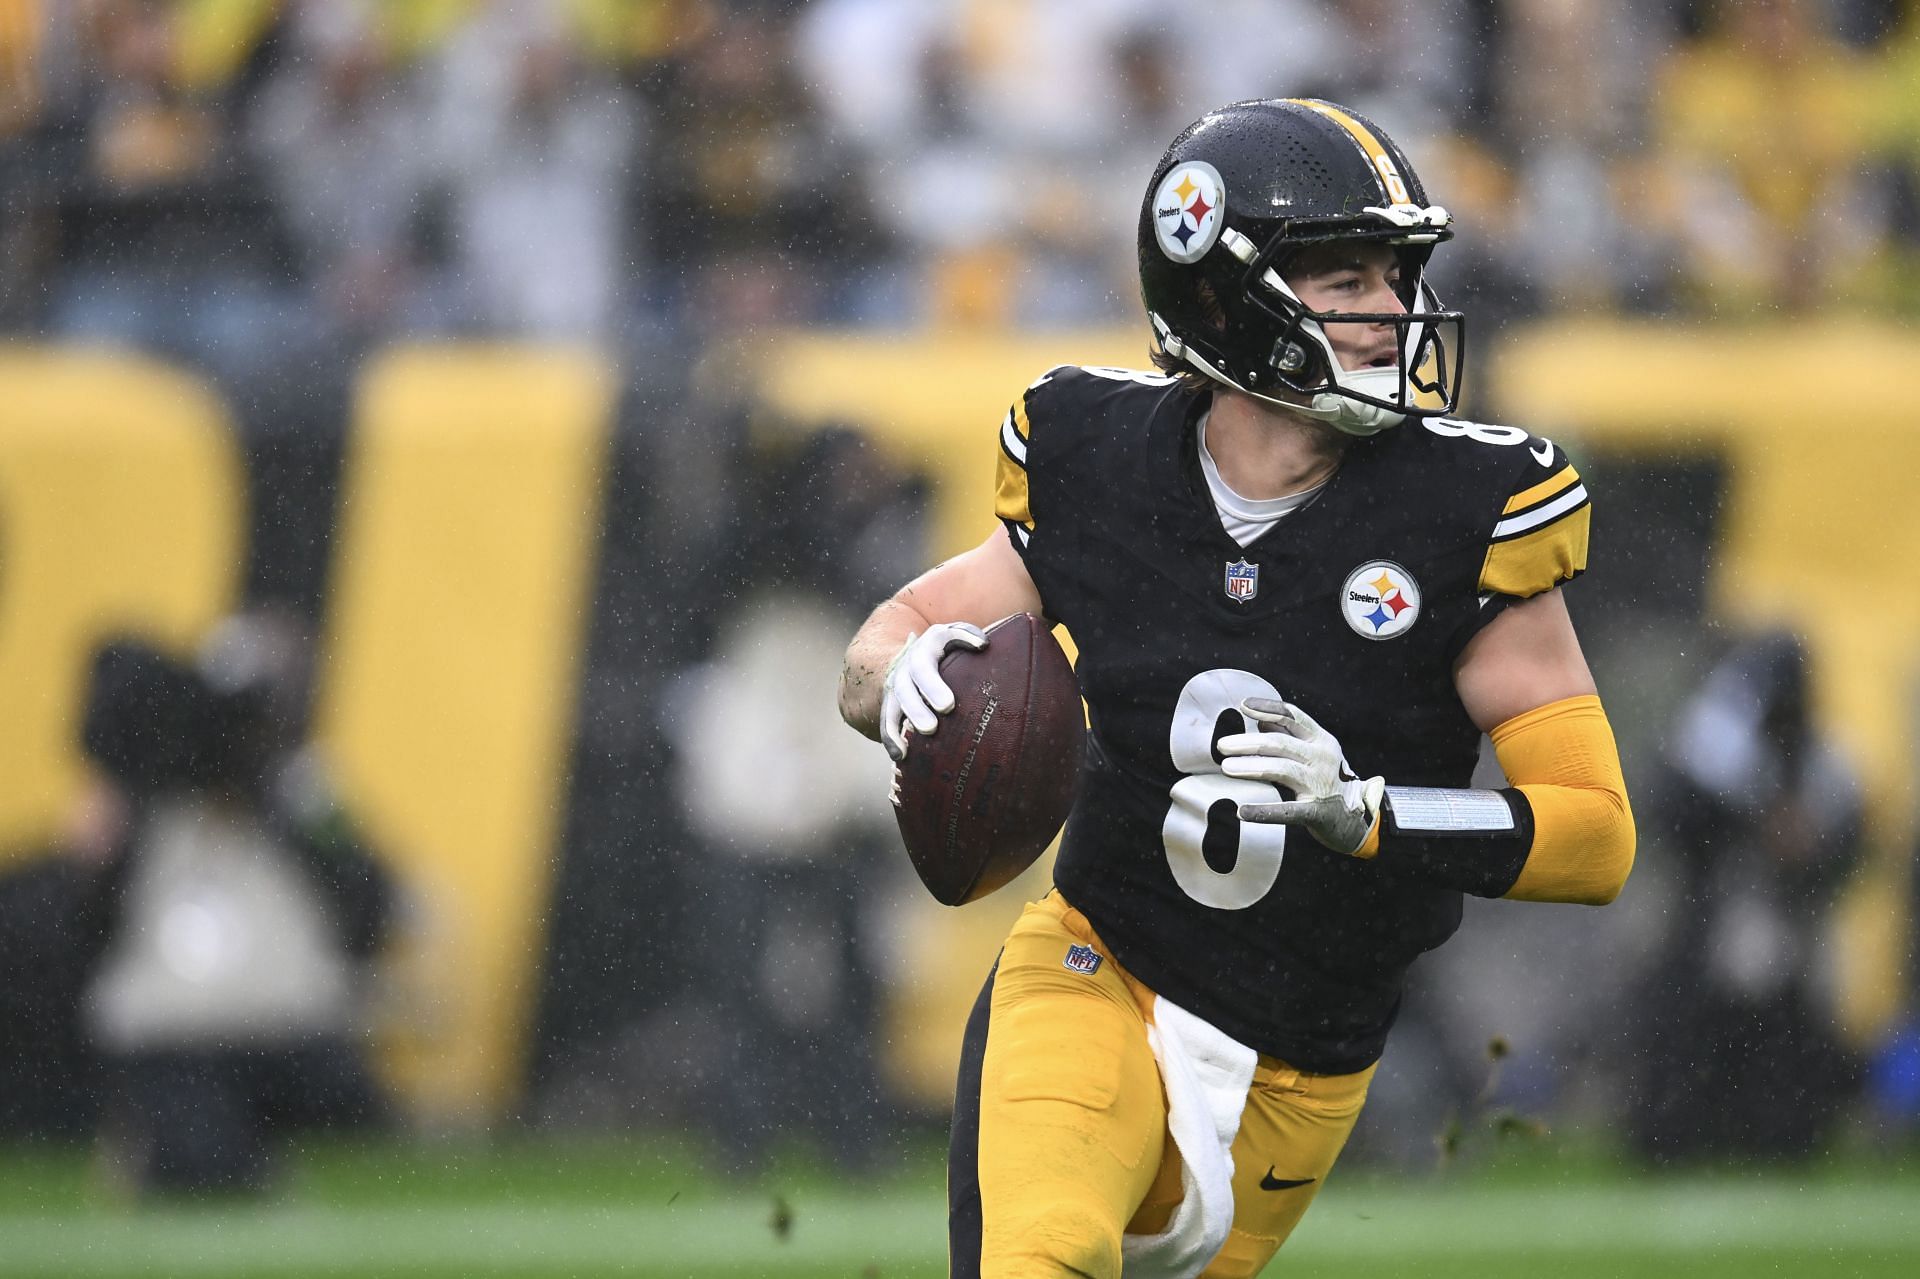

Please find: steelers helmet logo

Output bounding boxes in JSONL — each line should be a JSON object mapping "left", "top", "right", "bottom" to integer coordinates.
{"left": 1341, "top": 560, "right": 1421, "bottom": 640}
{"left": 1152, "top": 161, "right": 1225, "bottom": 264}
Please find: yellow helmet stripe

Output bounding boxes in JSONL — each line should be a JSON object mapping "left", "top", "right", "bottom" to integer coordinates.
{"left": 1286, "top": 98, "right": 1409, "bottom": 205}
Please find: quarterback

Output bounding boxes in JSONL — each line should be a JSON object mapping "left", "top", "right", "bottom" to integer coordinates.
{"left": 839, "top": 99, "right": 1634, "bottom": 1279}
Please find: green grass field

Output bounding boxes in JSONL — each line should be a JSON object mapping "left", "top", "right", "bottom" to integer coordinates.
{"left": 1, "top": 1133, "right": 1914, "bottom": 1278}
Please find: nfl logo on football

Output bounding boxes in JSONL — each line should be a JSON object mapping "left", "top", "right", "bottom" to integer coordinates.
{"left": 1224, "top": 558, "right": 1259, "bottom": 603}
{"left": 1063, "top": 944, "right": 1103, "bottom": 975}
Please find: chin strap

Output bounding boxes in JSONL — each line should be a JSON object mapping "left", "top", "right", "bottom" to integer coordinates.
{"left": 1298, "top": 368, "right": 1406, "bottom": 435}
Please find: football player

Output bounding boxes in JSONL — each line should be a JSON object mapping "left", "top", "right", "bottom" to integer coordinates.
{"left": 838, "top": 98, "right": 1635, "bottom": 1279}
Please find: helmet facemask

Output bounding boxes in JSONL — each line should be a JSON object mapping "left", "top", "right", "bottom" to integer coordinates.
{"left": 1151, "top": 210, "right": 1467, "bottom": 437}
{"left": 1250, "top": 232, "right": 1464, "bottom": 435}
{"left": 1235, "top": 215, "right": 1463, "bottom": 435}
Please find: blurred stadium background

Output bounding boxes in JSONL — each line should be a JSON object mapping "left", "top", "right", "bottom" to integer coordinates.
{"left": 2, "top": 0, "right": 1919, "bottom": 1274}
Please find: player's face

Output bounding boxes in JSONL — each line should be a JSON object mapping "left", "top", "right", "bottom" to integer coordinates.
{"left": 1282, "top": 241, "right": 1406, "bottom": 374}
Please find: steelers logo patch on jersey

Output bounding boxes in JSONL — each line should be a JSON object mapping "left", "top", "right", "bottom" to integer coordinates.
{"left": 1152, "top": 161, "right": 1225, "bottom": 264}
{"left": 1341, "top": 560, "right": 1422, "bottom": 640}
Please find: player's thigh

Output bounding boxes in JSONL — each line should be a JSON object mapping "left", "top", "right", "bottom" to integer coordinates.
{"left": 1205, "top": 1061, "right": 1376, "bottom": 1278}
{"left": 950, "top": 896, "right": 1165, "bottom": 1279}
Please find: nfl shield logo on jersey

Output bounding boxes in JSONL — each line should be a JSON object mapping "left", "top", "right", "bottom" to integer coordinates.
{"left": 1224, "top": 558, "right": 1259, "bottom": 603}
{"left": 1063, "top": 944, "right": 1103, "bottom": 975}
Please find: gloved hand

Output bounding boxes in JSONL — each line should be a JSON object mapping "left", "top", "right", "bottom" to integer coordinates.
{"left": 1218, "top": 698, "right": 1384, "bottom": 855}
{"left": 880, "top": 622, "right": 989, "bottom": 761}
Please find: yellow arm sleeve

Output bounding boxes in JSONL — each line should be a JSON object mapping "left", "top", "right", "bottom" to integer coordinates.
{"left": 1491, "top": 694, "right": 1636, "bottom": 905}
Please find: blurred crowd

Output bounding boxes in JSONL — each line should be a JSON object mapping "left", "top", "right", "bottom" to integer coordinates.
{"left": 4, "top": 0, "right": 1920, "bottom": 388}
{"left": 4, "top": 0, "right": 1920, "bottom": 1188}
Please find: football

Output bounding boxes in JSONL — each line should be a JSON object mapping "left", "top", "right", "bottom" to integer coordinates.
{"left": 892, "top": 613, "right": 1083, "bottom": 906}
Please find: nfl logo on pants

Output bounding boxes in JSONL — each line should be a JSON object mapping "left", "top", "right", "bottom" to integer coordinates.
{"left": 1224, "top": 558, "right": 1259, "bottom": 602}
{"left": 1063, "top": 944, "right": 1103, "bottom": 975}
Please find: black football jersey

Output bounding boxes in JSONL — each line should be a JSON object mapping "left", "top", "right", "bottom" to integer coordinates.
{"left": 994, "top": 365, "right": 1592, "bottom": 1074}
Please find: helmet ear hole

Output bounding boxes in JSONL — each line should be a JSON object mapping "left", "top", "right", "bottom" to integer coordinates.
{"left": 1268, "top": 328, "right": 1330, "bottom": 389}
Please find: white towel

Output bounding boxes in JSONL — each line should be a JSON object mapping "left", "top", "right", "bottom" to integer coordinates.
{"left": 1120, "top": 996, "right": 1259, "bottom": 1279}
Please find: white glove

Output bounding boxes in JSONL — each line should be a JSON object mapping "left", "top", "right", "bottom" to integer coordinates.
{"left": 1218, "top": 697, "right": 1385, "bottom": 855}
{"left": 879, "top": 622, "right": 989, "bottom": 761}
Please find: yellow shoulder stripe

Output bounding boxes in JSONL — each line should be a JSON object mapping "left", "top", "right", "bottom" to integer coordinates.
{"left": 1504, "top": 464, "right": 1580, "bottom": 515}
{"left": 995, "top": 451, "right": 1031, "bottom": 528}
{"left": 994, "top": 398, "right": 1033, "bottom": 529}
{"left": 1480, "top": 504, "right": 1590, "bottom": 597}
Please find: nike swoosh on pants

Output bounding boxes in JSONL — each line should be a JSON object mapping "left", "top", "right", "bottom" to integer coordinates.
{"left": 1259, "top": 1169, "right": 1317, "bottom": 1191}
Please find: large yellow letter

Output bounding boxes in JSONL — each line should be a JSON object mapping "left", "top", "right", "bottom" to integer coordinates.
{"left": 316, "top": 345, "right": 614, "bottom": 1121}
{"left": 0, "top": 349, "right": 242, "bottom": 858}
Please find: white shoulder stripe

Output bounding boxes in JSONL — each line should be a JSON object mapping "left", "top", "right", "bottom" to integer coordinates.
{"left": 1493, "top": 484, "right": 1587, "bottom": 539}
{"left": 1001, "top": 410, "right": 1028, "bottom": 465}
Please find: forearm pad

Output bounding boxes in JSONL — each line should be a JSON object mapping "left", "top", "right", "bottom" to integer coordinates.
{"left": 1360, "top": 786, "right": 1535, "bottom": 897}
{"left": 1357, "top": 695, "right": 1634, "bottom": 904}
{"left": 1491, "top": 693, "right": 1636, "bottom": 905}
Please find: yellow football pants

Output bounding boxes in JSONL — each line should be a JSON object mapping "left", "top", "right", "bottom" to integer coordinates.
{"left": 948, "top": 891, "right": 1375, "bottom": 1278}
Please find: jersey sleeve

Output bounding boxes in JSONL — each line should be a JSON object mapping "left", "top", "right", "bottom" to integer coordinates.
{"left": 993, "top": 391, "right": 1035, "bottom": 551}
{"left": 996, "top": 366, "right": 1077, "bottom": 554}
{"left": 1478, "top": 457, "right": 1591, "bottom": 598}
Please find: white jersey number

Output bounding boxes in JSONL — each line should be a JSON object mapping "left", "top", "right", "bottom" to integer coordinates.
{"left": 1162, "top": 668, "right": 1290, "bottom": 910}
{"left": 1079, "top": 365, "right": 1178, "bottom": 387}
{"left": 1423, "top": 418, "right": 1529, "bottom": 447}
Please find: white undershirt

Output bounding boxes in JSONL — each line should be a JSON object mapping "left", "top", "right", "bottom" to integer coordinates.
{"left": 1196, "top": 411, "right": 1328, "bottom": 547}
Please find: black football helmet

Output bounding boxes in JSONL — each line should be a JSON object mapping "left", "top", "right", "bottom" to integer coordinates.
{"left": 1138, "top": 98, "right": 1464, "bottom": 435}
